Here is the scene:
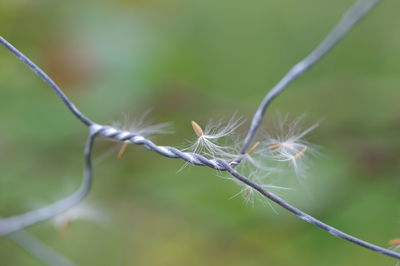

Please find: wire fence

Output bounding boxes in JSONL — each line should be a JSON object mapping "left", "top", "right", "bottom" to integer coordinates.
{"left": 1, "top": 0, "right": 399, "bottom": 264}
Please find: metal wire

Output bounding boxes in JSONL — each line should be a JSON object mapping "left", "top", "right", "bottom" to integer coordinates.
{"left": 0, "top": 132, "right": 96, "bottom": 235}
{"left": 1, "top": 0, "right": 399, "bottom": 262}
{"left": 240, "top": 0, "right": 381, "bottom": 154}
{"left": 9, "top": 230, "right": 76, "bottom": 266}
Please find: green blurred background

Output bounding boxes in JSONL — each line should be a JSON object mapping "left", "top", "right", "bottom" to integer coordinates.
{"left": 1, "top": 0, "right": 400, "bottom": 265}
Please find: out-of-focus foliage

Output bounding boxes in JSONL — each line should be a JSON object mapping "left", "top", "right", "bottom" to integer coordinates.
{"left": 0, "top": 0, "right": 399, "bottom": 265}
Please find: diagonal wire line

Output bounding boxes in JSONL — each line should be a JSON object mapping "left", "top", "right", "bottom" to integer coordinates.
{"left": 9, "top": 230, "right": 76, "bottom": 266}
{"left": 0, "top": 132, "right": 97, "bottom": 235}
{"left": 240, "top": 0, "right": 381, "bottom": 154}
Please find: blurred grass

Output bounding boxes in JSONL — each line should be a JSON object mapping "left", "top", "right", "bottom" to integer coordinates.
{"left": 1, "top": 0, "right": 400, "bottom": 265}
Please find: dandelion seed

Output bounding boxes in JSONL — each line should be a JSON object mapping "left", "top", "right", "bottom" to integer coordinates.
{"left": 231, "top": 141, "right": 275, "bottom": 173}
{"left": 191, "top": 121, "right": 204, "bottom": 137}
{"left": 184, "top": 116, "right": 243, "bottom": 159}
{"left": 237, "top": 181, "right": 291, "bottom": 208}
{"left": 237, "top": 141, "right": 264, "bottom": 169}
{"left": 293, "top": 146, "right": 308, "bottom": 159}
{"left": 389, "top": 238, "right": 400, "bottom": 247}
{"left": 117, "top": 142, "right": 129, "bottom": 159}
{"left": 262, "top": 115, "right": 319, "bottom": 176}
{"left": 247, "top": 141, "right": 260, "bottom": 155}
{"left": 269, "top": 143, "right": 281, "bottom": 150}
{"left": 231, "top": 169, "right": 291, "bottom": 207}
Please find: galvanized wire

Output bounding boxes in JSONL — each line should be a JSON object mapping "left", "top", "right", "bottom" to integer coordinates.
{"left": 1, "top": 0, "right": 399, "bottom": 262}
{"left": 240, "top": 0, "right": 382, "bottom": 154}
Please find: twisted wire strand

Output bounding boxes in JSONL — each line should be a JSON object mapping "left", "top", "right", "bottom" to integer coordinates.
{"left": 91, "top": 124, "right": 225, "bottom": 170}
{"left": 240, "top": 0, "right": 381, "bottom": 153}
{"left": 95, "top": 125, "right": 400, "bottom": 259}
{"left": 11, "top": 120, "right": 400, "bottom": 258}
{"left": 1, "top": 0, "right": 399, "bottom": 262}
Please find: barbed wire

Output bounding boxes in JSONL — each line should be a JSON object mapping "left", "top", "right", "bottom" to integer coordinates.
{"left": 1, "top": 0, "right": 399, "bottom": 263}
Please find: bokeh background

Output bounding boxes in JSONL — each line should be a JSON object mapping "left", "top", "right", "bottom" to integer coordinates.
{"left": 1, "top": 0, "right": 400, "bottom": 265}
